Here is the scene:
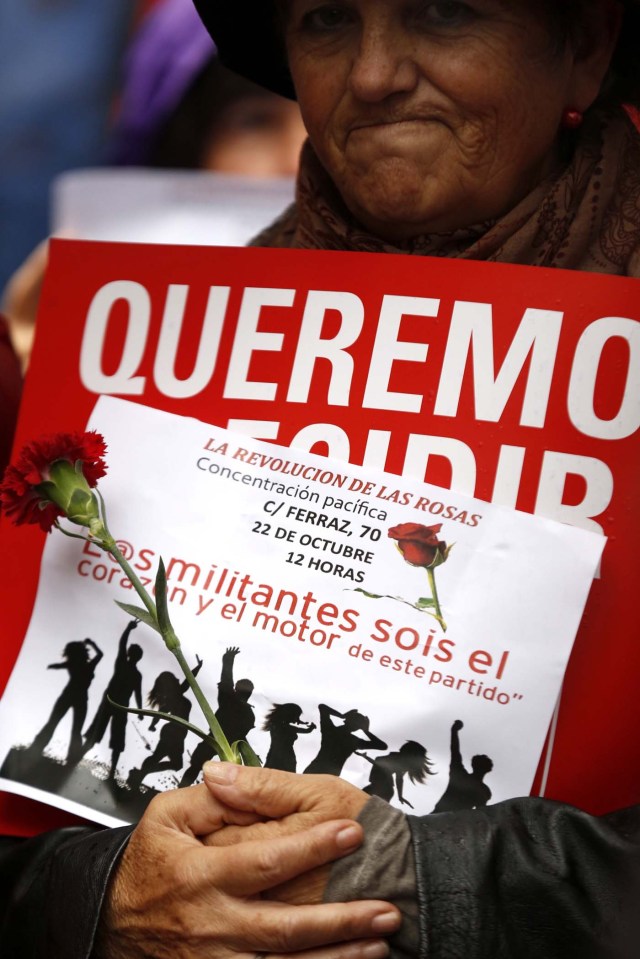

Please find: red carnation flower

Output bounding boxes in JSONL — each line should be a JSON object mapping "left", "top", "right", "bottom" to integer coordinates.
{"left": 0, "top": 431, "right": 107, "bottom": 532}
{"left": 388, "top": 522, "right": 448, "bottom": 569}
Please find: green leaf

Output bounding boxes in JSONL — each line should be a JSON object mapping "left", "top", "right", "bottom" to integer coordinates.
{"left": 353, "top": 588, "right": 385, "bottom": 600}
{"left": 107, "top": 698, "right": 220, "bottom": 749}
{"left": 114, "top": 601, "right": 160, "bottom": 633}
{"left": 236, "top": 740, "right": 263, "bottom": 767}
{"left": 354, "top": 588, "right": 409, "bottom": 604}
{"left": 415, "top": 597, "right": 436, "bottom": 608}
{"left": 155, "top": 558, "right": 172, "bottom": 634}
{"left": 53, "top": 521, "right": 92, "bottom": 543}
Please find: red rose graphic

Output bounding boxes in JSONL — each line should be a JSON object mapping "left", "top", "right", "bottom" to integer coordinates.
{"left": 381, "top": 522, "right": 451, "bottom": 630}
{"left": 388, "top": 522, "right": 447, "bottom": 569}
{"left": 0, "top": 431, "right": 107, "bottom": 531}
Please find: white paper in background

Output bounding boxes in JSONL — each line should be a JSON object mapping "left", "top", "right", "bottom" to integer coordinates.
{"left": 0, "top": 397, "right": 605, "bottom": 826}
{"left": 52, "top": 169, "right": 295, "bottom": 247}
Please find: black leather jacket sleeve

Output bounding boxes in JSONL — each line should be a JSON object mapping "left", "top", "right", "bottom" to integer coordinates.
{"left": 1, "top": 799, "right": 639, "bottom": 958}
{"left": 409, "top": 799, "right": 640, "bottom": 959}
{"left": 0, "top": 825, "right": 132, "bottom": 959}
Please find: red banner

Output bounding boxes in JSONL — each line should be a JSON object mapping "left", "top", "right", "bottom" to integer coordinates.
{"left": 1, "top": 238, "right": 638, "bottom": 833}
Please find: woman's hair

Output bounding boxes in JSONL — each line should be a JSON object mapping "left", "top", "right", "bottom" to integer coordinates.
{"left": 606, "top": 2, "right": 639, "bottom": 105}
{"left": 398, "top": 740, "right": 436, "bottom": 784}
{"left": 63, "top": 641, "right": 88, "bottom": 662}
{"left": 148, "top": 671, "right": 180, "bottom": 710}
{"left": 150, "top": 58, "right": 283, "bottom": 168}
{"left": 343, "top": 709, "right": 369, "bottom": 731}
{"left": 263, "top": 702, "right": 303, "bottom": 729}
{"left": 542, "top": 0, "right": 640, "bottom": 106}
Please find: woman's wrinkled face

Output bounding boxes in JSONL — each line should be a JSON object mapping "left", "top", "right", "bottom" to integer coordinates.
{"left": 283, "top": 0, "right": 592, "bottom": 239}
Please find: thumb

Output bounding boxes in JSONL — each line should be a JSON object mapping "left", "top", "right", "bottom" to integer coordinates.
{"left": 203, "top": 762, "right": 328, "bottom": 817}
{"left": 148, "top": 781, "right": 261, "bottom": 838}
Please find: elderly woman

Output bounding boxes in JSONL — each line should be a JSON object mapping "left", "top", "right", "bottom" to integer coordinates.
{"left": 205, "top": 0, "right": 640, "bottom": 275}
{"left": 1, "top": 2, "right": 639, "bottom": 958}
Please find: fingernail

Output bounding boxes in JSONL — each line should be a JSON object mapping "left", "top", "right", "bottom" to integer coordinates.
{"left": 371, "top": 911, "right": 401, "bottom": 934}
{"left": 335, "top": 824, "right": 361, "bottom": 849}
{"left": 203, "top": 762, "right": 238, "bottom": 784}
{"left": 361, "top": 942, "right": 389, "bottom": 959}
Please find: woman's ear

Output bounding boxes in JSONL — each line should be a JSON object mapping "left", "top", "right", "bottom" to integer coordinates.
{"left": 569, "top": 0, "right": 623, "bottom": 111}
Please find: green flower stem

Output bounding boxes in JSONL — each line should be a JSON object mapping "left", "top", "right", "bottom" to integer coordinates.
{"left": 172, "top": 645, "right": 236, "bottom": 763}
{"left": 103, "top": 534, "right": 236, "bottom": 763}
{"left": 427, "top": 567, "right": 447, "bottom": 632}
{"left": 105, "top": 537, "right": 158, "bottom": 622}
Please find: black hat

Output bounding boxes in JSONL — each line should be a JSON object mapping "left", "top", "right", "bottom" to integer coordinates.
{"left": 192, "top": 0, "right": 295, "bottom": 99}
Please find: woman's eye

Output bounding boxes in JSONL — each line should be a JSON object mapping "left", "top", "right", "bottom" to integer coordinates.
{"left": 225, "top": 104, "right": 279, "bottom": 133}
{"left": 301, "top": 4, "right": 351, "bottom": 32}
{"left": 418, "top": 1, "right": 475, "bottom": 27}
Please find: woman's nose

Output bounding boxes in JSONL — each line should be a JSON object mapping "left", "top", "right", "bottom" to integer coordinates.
{"left": 347, "top": 24, "right": 419, "bottom": 102}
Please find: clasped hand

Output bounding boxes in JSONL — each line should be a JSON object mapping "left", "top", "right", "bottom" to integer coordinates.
{"left": 97, "top": 765, "right": 401, "bottom": 959}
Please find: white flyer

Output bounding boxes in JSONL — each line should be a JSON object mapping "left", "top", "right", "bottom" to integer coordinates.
{"left": 0, "top": 396, "right": 605, "bottom": 826}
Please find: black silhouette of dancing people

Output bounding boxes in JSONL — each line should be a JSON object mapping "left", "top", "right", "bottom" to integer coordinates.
{"left": 31, "top": 638, "right": 104, "bottom": 764}
{"left": 304, "top": 704, "right": 386, "bottom": 776}
{"left": 127, "top": 656, "right": 202, "bottom": 790}
{"left": 81, "top": 619, "right": 143, "bottom": 778}
{"left": 263, "top": 703, "right": 316, "bottom": 772}
{"left": 361, "top": 740, "right": 435, "bottom": 808}
{"left": 432, "top": 719, "right": 493, "bottom": 812}
{"left": 179, "top": 646, "right": 254, "bottom": 787}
